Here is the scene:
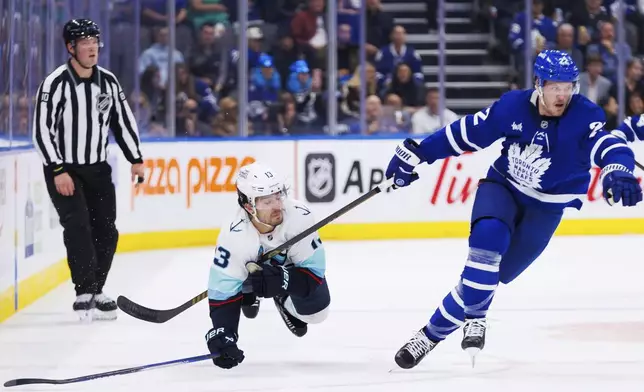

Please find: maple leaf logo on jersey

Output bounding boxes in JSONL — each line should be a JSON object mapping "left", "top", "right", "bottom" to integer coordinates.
{"left": 507, "top": 143, "right": 552, "bottom": 190}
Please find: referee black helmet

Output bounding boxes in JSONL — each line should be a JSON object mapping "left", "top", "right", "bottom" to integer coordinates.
{"left": 63, "top": 19, "right": 103, "bottom": 67}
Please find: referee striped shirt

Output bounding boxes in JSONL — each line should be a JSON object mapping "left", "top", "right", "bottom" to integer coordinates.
{"left": 32, "top": 60, "right": 143, "bottom": 174}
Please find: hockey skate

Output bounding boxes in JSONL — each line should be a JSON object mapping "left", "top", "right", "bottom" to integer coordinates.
{"left": 461, "top": 318, "right": 487, "bottom": 367}
{"left": 93, "top": 293, "right": 118, "bottom": 321}
{"left": 242, "top": 296, "right": 261, "bottom": 319}
{"left": 394, "top": 328, "right": 438, "bottom": 369}
{"left": 274, "top": 295, "right": 307, "bottom": 337}
{"left": 73, "top": 294, "right": 95, "bottom": 322}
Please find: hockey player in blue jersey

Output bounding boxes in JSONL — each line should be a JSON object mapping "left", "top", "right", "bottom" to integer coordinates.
{"left": 613, "top": 114, "right": 644, "bottom": 143}
{"left": 384, "top": 49, "right": 643, "bottom": 369}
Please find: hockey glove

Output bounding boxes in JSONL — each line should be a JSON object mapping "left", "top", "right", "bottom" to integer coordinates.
{"left": 205, "top": 327, "right": 245, "bottom": 369}
{"left": 386, "top": 138, "right": 424, "bottom": 188}
{"left": 248, "top": 264, "right": 289, "bottom": 298}
{"left": 601, "top": 165, "right": 643, "bottom": 207}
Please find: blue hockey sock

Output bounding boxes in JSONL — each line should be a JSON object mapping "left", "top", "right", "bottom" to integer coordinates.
{"left": 461, "top": 218, "right": 511, "bottom": 318}
{"left": 424, "top": 284, "right": 465, "bottom": 342}
{"left": 461, "top": 248, "right": 501, "bottom": 318}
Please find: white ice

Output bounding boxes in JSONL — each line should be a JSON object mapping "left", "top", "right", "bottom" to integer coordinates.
{"left": 2, "top": 235, "right": 644, "bottom": 392}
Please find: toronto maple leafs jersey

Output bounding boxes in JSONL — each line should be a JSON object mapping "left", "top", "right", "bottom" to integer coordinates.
{"left": 416, "top": 89, "right": 636, "bottom": 210}
{"left": 613, "top": 114, "right": 644, "bottom": 143}
{"left": 208, "top": 198, "right": 326, "bottom": 303}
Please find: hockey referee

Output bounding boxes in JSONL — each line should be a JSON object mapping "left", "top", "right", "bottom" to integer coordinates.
{"left": 32, "top": 19, "right": 145, "bottom": 322}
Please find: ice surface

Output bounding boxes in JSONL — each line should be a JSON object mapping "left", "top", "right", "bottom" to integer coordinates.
{"left": 1, "top": 235, "right": 644, "bottom": 391}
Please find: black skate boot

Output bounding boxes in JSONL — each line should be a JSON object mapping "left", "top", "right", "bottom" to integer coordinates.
{"left": 73, "top": 294, "right": 95, "bottom": 322}
{"left": 274, "top": 295, "right": 307, "bottom": 337}
{"left": 93, "top": 293, "right": 118, "bottom": 321}
{"left": 461, "top": 318, "right": 487, "bottom": 367}
{"left": 242, "top": 294, "right": 260, "bottom": 319}
{"left": 394, "top": 328, "right": 438, "bottom": 369}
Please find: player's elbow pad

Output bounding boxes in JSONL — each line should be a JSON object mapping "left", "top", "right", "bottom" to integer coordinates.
{"left": 287, "top": 268, "right": 324, "bottom": 297}
{"left": 208, "top": 295, "right": 243, "bottom": 333}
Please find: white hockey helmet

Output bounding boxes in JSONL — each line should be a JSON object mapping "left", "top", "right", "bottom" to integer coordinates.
{"left": 236, "top": 162, "right": 286, "bottom": 210}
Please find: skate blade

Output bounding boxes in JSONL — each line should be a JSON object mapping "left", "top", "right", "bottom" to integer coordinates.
{"left": 76, "top": 309, "right": 94, "bottom": 323}
{"left": 464, "top": 347, "right": 480, "bottom": 368}
{"left": 92, "top": 310, "right": 118, "bottom": 321}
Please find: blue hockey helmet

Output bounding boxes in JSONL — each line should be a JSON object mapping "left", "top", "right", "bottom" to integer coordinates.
{"left": 533, "top": 50, "right": 580, "bottom": 92}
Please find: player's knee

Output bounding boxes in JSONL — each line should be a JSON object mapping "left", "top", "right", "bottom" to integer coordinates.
{"left": 469, "top": 218, "right": 512, "bottom": 255}
{"left": 297, "top": 305, "right": 329, "bottom": 324}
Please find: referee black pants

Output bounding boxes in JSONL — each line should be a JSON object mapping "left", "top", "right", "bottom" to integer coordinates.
{"left": 44, "top": 162, "right": 119, "bottom": 296}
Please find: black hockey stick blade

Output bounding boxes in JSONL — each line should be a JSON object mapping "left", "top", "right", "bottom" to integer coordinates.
{"left": 3, "top": 352, "right": 218, "bottom": 387}
{"left": 117, "top": 174, "right": 414, "bottom": 323}
{"left": 117, "top": 291, "right": 208, "bottom": 323}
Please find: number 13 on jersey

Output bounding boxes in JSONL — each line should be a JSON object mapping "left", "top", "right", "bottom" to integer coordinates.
{"left": 213, "top": 246, "right": 231, "bottom": 268}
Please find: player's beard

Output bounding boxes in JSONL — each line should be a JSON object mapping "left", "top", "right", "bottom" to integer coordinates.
{"left": 541, "top": 95, "right": 569, "bottom": 117}
{"left": 256, "top": 208, "right": 284, "bottom": 228}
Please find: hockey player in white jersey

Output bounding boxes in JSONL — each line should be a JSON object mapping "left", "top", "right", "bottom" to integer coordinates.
{"left": 204, "top": 162, "right": 329, "bottom": 369}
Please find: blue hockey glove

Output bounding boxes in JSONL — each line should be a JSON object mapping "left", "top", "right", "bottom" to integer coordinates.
{"left": 601, "top": 164, "right": 643, "bottom": 207}
{"left": 248, "top": 264, "right": 289, "bottom": 298}
{"left": 386, "top": 138, "right": 424, "bottom": 188}
{"left": 205, "top": 327, "right": 245, "bottom": 369}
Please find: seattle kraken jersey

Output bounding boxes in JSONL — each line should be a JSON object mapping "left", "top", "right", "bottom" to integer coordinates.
{"left": 417, "top": 89, "right": 635, "bottom": 209}
{"left": 208, "top": 198, "right": 326, "bottom": 302}
{"left": 613, "top": 114, "right": 644, "bottom": 143}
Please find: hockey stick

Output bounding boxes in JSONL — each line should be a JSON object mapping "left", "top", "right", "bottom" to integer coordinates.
{"left": 636, "top": 160, "right": 643, "bottom": 171}
{"left": 3, "top": 352, "right": 218, "bottom": 387}
{"left": 117, "top": 174, "right": 412, "bottom": 323}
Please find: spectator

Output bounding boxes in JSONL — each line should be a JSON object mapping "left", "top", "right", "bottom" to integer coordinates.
{"left": 383, "top": 93, "right": 412, "bottom": 133}
{"left": 134, "top": 65, "right": 168, "bottom": 136}
{"left": 587, "top": 21, "right": 632, "bottom": 83}
{"left": 212, "top": 96, "right": 243, "bottom": 136}
{"left": 188, "top": 0, "right": 229, "bottom": 29}
{"left": 555, "top": 23, "right": 584, "bottom": 70}
{"left": 579, "top": 54, "right": 612, "bottom": 105}
{"left": 270, "top": 27, "right": 321, "bottom": 91}
{"left": 366, "top": 0, "right": 394, "bottom": 58}
{"left": 138, "top": 26, "right": 185, "bottom": 87}
{"left": 608, "top": 58, "right": 643, "bottom": 107}
{"left": 141, "top": 0, "right": 194, "bottom": 54}
{"left": 411, "top": 88, "right": 460, "bottom": 135}
{"left": 186, "top": 22, "right": 230, "bottom": 94}
{"left": 508, "top": 0, "right": 557, "bottom": 73}
{"left": 176, "top": 63, "right": 218, "bottom": 125}
{"left": 605, "top": 0, "right": 643, "bottom": 54}
{"left": 337, "top": 24, "right": 359, "bottom": 78}
{"left": 291, "top": 0, "right": 328, "bottom": 57}
{"left": 627, "top": 91, "right": 644, "bottom": 117}
{"left": 340, "top": 63, "right": 379, "bottom": 119}
{"left": 385, "top": 63, "right": 423, "bottom": 108}
{"left": 287, "top": 60, "right": 322, "bottom": 128}
{"left": 248, "top": 54, "right": 281, "bottom": 134}
{"left": 231, "top": 26, "right": 265, "bottom": 72}
{"left": 375, "top": 26, "right": 423, "bottom": 86}
{"left": 568, "top": 0, "right": 611, "bottom": 47}
{"left": 276, "top": 93, "right": 303, "bottom": 135}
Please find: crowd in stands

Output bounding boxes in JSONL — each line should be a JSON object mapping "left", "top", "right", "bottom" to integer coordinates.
{"left": 1, "top": 0, "right": 643, "bottom": 139}
{"left": 108, "top": 0, "right": 439, "bottom": 137}
{"left": 479, "top": 0, "right": 644, "bottom": 129}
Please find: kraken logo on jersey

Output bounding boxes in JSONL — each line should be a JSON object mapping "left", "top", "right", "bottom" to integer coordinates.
{"left": 507, "top": 143, "right": 552, "bottom": 190}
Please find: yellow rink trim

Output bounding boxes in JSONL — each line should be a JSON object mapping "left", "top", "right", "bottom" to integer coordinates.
{"left": 2, "top": 218, "right": 643, "bottom": 323}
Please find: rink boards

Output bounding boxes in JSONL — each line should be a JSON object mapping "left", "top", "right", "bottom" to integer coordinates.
{"left": 1, "top": 138, "right": 643, "bottom": 321}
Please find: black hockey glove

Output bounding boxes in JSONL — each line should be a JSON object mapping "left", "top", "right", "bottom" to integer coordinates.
{"left": 248, "top": 264, "right": 289, "bottom": 298}
{"left": 205, "top": 327, "right": 245, "bottom": 369}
